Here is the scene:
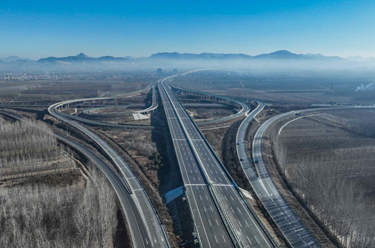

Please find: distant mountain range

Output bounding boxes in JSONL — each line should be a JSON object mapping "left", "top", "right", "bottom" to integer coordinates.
{"left": 0, "top": 50, "right": 374, "bottom": 68}
{"left": 0, "top": 56, "right": 33, "bottom": 63}
{"left": 149, "top": 50, "right": 346, "bottom": 61}
{"left": 37, "top": 53, "right": 131, "bottom": 64}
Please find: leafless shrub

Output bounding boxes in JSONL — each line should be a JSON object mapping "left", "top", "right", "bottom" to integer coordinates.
{"left": 0, "top": 118, "right": 119, "bottom": 247}
{"left": 0, "top": 118, "right": 74, "bottom": 170}
{"left": 124, "top": 140, "right": 157, "bottom": 157}
{"left": 273, "top": 117, "right": 375, "bottom": 248}
{"left": 0, "top": 166, "right": 118, "bottom": 248}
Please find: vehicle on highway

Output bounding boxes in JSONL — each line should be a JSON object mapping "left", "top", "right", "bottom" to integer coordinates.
{"left": 240, "top": 157, "right": 245, "bottom": 161}
{"left": 237, "top": 142, "right": 240, "bottom": 145}
{"left": 254, "top": 158, "right": 259, "bottom": 163}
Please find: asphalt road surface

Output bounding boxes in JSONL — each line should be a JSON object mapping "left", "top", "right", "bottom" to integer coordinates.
{"left": 170, "top": 84, "right": 249, "bottom": 125}
{"left": 0, "top": 110, "right": 167, "bottom": 248}
{"left": 236, "top": 101, "right": 319, "bottom": 247}
{"left": 158, "top": 76, "right": 274, "bottom": 248}
{"left": 55, "top": 134, "right": 153, "bottom": 248}
{"left": 48, "top": 100, "right": 169, "bottom": 247}
{"left": 134, "top": 80, "right": 159, "bottom": 114}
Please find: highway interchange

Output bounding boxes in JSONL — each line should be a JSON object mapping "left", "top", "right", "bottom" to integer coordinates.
{"left": 236, "top": 102, "right": 319, "bottom": 247}
{"left": 0, "top": 110, "right": 158, "bottom": 248}
{"left": 159, "top": 77, "right": 275, "bottom": 248}
{"left": 48, "top": 95, "right": 170, "bottom": 248}
{"left": 3, "top": 72, "right": 364, "bottom": 248}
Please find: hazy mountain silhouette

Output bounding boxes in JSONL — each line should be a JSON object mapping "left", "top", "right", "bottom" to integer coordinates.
{"left": 149, "top": 52, "right": 252, "bottom": 60}
{"left": 0, "top": 56, "right": 33, "bottom": 62}
{"left": 149, "top": 50, "right": 344, "bottom": 61}
{"left": 0, "top": 50, "right": 371, "bottom": 72}
{"left": 38, "top": 53, "right": 130, "bottom": 64}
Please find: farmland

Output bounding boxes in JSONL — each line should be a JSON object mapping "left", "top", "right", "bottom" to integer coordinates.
{"left": 172, "top": 71, "right": 375, "bottom": 105}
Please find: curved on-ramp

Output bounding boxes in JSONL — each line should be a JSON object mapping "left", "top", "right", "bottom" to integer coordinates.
{"left": 236, "top": 101, "right": 320, "bottom": 247}
{"left": 168, "top": 83, "right": 250, "bottom": 125}
{"left": 0, "top": 110, "right": 168, "bottom": 248}
{"left": 48, "top": 100, "right": 170, "bottom": 247}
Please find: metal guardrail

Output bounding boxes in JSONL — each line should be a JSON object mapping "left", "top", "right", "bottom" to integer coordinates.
{"left": 159, "top": 80, "right": 240, "bottom": 247}
{"left": 57, "top": 111, "right": 154, "bottom": 129}
{"left": 48, "top": 91, "right": 171, "bottom": 248}
{"left": 133, "top": 81, "right": 159, "bottom": 114}
{"left": 161, "top": 80, "right": 276, "bottom": 248}
{"left": 167, "top": 84, "right": 277, "bottom": 247}
{"left": 169, "top": 84, "right": 249, "bottom": 125}
{"left": 1, "top": 109, "right": 171, "bottom": 248}
{"left": 247, "top": 104, "right": 323, "bottom": 248}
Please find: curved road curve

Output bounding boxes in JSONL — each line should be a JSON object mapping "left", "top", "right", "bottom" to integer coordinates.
{"left": 0, "top": 110, "right": 166, "bottom": 248}
{"left": 168, "top": 83, "right": 250, "bottom": 125}
{"left": 48, "top": 102, "right": 170, "bottom": 247}
{"left": 237, "top": 102, "right": 320, "bottom": 247}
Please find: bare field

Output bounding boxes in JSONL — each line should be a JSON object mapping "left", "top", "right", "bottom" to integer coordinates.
{"left": 188, "top": 107, "right": 236, "bottom": 122}
{"left": 0, "top": 73, "right": 155, "bottom": 103}
{"left": 273, "top": 109, "right": 375, "bottom": 247}
{"left": 173, "top": 72, "right": 375, "bottom": 104}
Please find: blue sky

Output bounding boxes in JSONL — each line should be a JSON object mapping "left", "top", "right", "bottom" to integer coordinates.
{"left": 1, "top": 0, "right": 375, "bottom": 59}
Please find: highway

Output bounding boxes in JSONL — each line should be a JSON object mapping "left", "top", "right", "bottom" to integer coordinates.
{"left": 158, "top": 77, "right": 275, "bottom": 248}
{"left": 53, "top": 134, "right": 152, "bottom": 248}
{"left": 49, "top": 82, "right": 157, "bottom": 129}
{"left": 54, "top": 112, "right": 154, "bottom": 129}
{"left": 236, "top": 101, "right": 319, "bottom": 247}
{"left": 133, "top": 80, "right": 159, "bottom": 115}
{"left": 48, "top": 98, "right": 170, "bottom": 247}
{"left": 0, "top": 110, "right": 166, "bottom": 248}
{"left": 169, "top": 84, "right": 250, "bottom": 125}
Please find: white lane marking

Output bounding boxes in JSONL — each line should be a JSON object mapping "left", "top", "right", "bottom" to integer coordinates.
{"left": 246, "top": 237, "right": 252, "bottom": 245}
{"left": 278, "top": 116, "right": 304, "bottom": 135}
{"left": 163, "top": 96, "right": 213, "bottom": 248}
{"left": 214, "top": 235, "right": 218, "bottom": 243}
{"left": 255, "top": 236, "right": 259, "bottom": 244}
